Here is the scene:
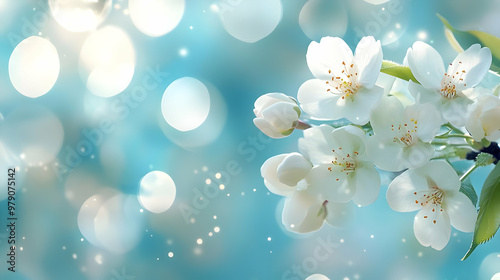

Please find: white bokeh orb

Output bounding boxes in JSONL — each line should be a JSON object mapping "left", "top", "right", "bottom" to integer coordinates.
{"left": 129, "top": 0, "right": 185, "bottom": 37}
{"left": 363, "top": 0, "right": 391, "bottom": 4}
{"left": 492, "top": 273, "right": 500, "bottom": 280}
{"left": 0, "top": 106, "right": 64, "bottom": 166}
{"left": 306, "top": 274, "right": 330, "bottom": 280}
{"left": 138, "top": 171, "right": 176, "bottom": 213}
{"left": 161, "top": 77, "right": 211, "bottom": 132}
{"left": 299, "top": 0, "right": 348, "bottom": 41}
{"left": 49, "top": 0, "right": 113, "bottom": 32}
{"left": 217, "top": 0, "right": 282, "bottom": 43}
{"left": 79, "top": 26, "right": 135, "bottom": 97}
{"left": 77, "top": 188, "right": 119, "bottom": 247}
{"left": 94, "top": 193, "right": 143, "bottom": 253}
{"left": 9, "top": 36, "right": 60, "bottom": 98}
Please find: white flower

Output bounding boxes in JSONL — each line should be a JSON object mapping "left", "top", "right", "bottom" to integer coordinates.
{"left": 387, "top": 160, "right": 477, "bottom": 250}
{"left": 407, "top": 42, "right": 492, "bottom": 127}
{"left": 367, "top": 96, "right": 442, "bottom": 172}
{"left": 298, "top": 36, "right": 384, "bottom": 125}
{"left": 261, "top": 152, "right": 352, "bottom": 233}
{"left": 299, "top": 125, "right": 381, "bottom": 205}
{"left": 261, "top": 152, "right": 313, "bottom": 197}
{"left": 306, "top": 274, "right": 330, "bottom": 280}
{"left": 253, "top": 93, "right": 301, "bottom": 138}
{"left": 466, "top": 94, "right": 500, "bottom": 142}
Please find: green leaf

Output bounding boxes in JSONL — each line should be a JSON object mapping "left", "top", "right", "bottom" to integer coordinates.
{"left": 380, "top": 60, "right": 419, "bottom": 83}
{"left": 462, "top": 163, "right": 500, "bottom": 260}
{"left": 438, "top": 14, "right": 500, "bottom": 75}
{"left": 460, "top": 178, "right": 478, "bottom": 207}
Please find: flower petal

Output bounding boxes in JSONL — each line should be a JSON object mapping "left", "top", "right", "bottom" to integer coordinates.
{"left": 339, "top": 86, "right": 384, "bottom": 125}
{"left": 282, "top": 190, "right": 325, "bottom": 233}
{"left": 414, "top": 205, "right": 451, "bottom": 250}
{"left": 400, "top": 141, "right": 434, "bottom": 169}
{"left": 387, "top": 168, "right": 429, "bottom": 212}
{"left": 260, "top": 102, "right": 299, "bottom": 131}
{"left": 253, "top": 118, "right": 283, "bottom": 139}
{"left": 443, "top": 191, "right": 477, "bottom": 232}
{"left": 366, "top": 135, "right": 406, "bottom": 172}
{"left": 370, "top": 95, "right": 405, "bottom": 138}
{"left": 324, "top": 201, "right": 353, "bottom": 228}
{"left": 261, "top": 154, "right": 296, "bottom": 197}
{"left": 306, "top": 37, "right": 353, "bottom": 80}
{"left": 407, "top": 41, "right": 445, "bottom": 90}
{"left": 306, "top": 164, "right": 355, "bottom": 203}
{"left": 351, "top": 162, "right": 381, "bottom": 207}
{"left": 299, "top": 125, "right": 335, "bottom": 165}
{"left": 449, "top": 44, "right": 492, "bottom": 89}
{"left": 354, "top": 36, "right": 383, "bottom": 88}
{"left": 406, "top": 103, "right": 443, "bottom": 142}
{"left": 441, "top": 96, "right": 472, "bottom": 127}
{"left": 277, "top": 153, "right": 313, "bottom": 187}
{"left": 415, "top": 161, "right": 460, "bottom": 191}
{"left": 408, "top": 81, "right": 442, "bottom": 105}
{"left": 298, "top": 79, "right": 341, "bottom": 120}
{"left": 254, "top": 92, "right": 296, "bottom": 117}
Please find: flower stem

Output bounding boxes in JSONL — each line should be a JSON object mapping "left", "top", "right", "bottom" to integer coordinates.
{"left": 444, "top": 123, "right": 464, "bottom": 134}
{"left": 434, "top": 134, "right": 473, "bottom": 140}
{"left": 460, "top": 164, "right": 479, "bottom": 182}
{"left": 296, "top": 120, "right": 311, "bottom": 130}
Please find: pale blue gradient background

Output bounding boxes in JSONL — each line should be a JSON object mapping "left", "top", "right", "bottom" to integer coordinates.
{"left": 1, "top": 0, "right": 500, "bottom": 279}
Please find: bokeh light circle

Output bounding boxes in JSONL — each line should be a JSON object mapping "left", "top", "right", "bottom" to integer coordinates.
{"left": 492, "top": 273, "right": 500, "bottom": 280}
{"left": 299, "top": 0, "right": 348, "bottom": 41}
{"left": 480, "top": 253, "right": 500, "bottom": 280}
{"left": 348, "top": 0, "right": 410, "bottom": 46}
{"left": 218, "top": 0, "right": 282, "bottom": 43}
{"left": 0, "top": 106, "right": 64, "bottom": 165}
{"left": 79, "top": 26, "right": 135, "bottom": 97}
{"left": 129, "top": 0, "right": 185, "bottom": 37}
{"left": 94, "top": 193, "right": 143, "bottom": 253}
{"left": 9, "top": 36, "right": 60, "bottom": 98}
{"left": 161, "top": 77, "right": 211, "bottom": 132}
{"left": 77, "top": 188, "right": 118, "bottom": 247}
{"left": 158, "top": 80, "right": 226, "bottom": 148}
{"left": 49, "top": 0, "right": 113, "bottom": 32}
{"left": 138, "top": 171, "right": 176, "bottom": 213}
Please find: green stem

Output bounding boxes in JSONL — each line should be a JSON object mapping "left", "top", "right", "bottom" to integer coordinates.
{"left": 460, "top": 164, "right": 479, "bottom": 182}
{"left": 444, "top": 123, "right": 464, "bottom": 134}
{"left": 435, "top": 134, "right": 473, "bottom": 140}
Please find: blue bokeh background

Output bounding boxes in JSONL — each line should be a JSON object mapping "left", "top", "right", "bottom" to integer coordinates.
{"left": 1, "top": 0, "right": 500, "bottom": 279}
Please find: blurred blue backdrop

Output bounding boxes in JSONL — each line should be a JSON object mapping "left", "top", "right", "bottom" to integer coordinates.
{"left": 1, "top": 0, "right": 500, "bottom": 279}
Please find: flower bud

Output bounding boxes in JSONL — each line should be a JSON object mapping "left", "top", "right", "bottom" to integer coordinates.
{"left": 253, "top": 93, "right": 301, "bottom": 139}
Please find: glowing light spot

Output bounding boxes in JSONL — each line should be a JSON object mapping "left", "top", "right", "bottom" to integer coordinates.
{"left": 49, "top": 0, "right": 112, "bottom": 32}
{"left": 267, "top": 237, "right": 271, "bottom": 241}
{"left": 418, "top": 31, "right": 428, "bottom": 40}
{"left": 138, "top": 171, "right": 176, "bottom": 213}
{"left": 168, "top": 252, "right": 174, "bottom": 258}
{"left": 179, "top": 48, "right": 188, "bottom": 57}
{"left": 95, "top": 254, "right": 103, "bottom": 265}
{"left": 196, "top": 238, "right": 203, "bottom": 245}
{"left": 218, "top": 0, "right": 282, "bottom": 43}
{"left": 72, "top": 254, "right": 77, "bottom": 259}
{"left": 9, "top": 36, "right": 60, "bottom": 98}
{"left": 161, "top": 77, "right": 211, "bottom": 131}
{"left": 129, "top": 0, "right": 184, "bottom": 37}
{"left": 219, "top": 184, "right": 225, "bottom": 190}
{"left": 214, "top": 227, "right": 220, "bottom": 233}
{"left": 206, "top": 179, "right": 212, "bottom": 184}
{"left": 215, "top": 173, "right": 221, "bottom": 179}
{"left": 79, "top": 26, "right": 135, "bottom": 97}
{"left": 213, "top": 215, "right": 217, "bottom": 219}
{"left": 208, "top": 232, "right": 213, "bottom": 237}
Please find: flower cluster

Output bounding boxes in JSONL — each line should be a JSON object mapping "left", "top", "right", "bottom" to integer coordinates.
{"left": 254, "top": 36, "right": 500, "bottom": 251}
